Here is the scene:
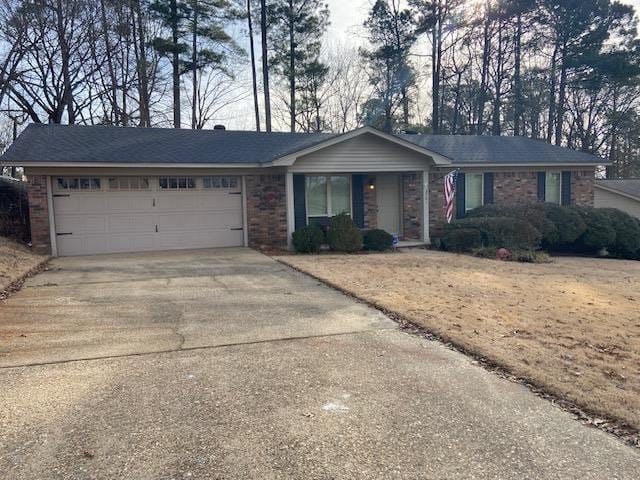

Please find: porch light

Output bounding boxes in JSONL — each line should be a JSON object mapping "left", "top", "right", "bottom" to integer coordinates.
{"left": 367, "top": 179, "right": 375, "bottom": 190}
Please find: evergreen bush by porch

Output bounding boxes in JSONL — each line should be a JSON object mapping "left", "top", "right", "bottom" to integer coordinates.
{"left": 327, "top": 213, "right": 363, "bottom": 252}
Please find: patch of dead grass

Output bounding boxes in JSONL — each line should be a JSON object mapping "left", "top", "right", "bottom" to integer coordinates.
{"left": 278, "top": 250, "right": 640, "bottom": 431}
{"left": 0, "top": 237, "right": 48, "bottom": 293}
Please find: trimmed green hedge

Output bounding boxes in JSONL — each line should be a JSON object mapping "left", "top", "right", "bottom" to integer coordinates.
{"left": 451, "top": 202, "right": 640, "bottom": 260}
{"left": 327, "top": 213, "right": 363, "bottom": 252}
{"left": 363, "top": 229, "right": 393, "bottom": 251}
{"left": 442, "top": 216, "right": 541, "bottom": 251}
{"left": 292, "top": 225, "right": 324, "bottom": 253}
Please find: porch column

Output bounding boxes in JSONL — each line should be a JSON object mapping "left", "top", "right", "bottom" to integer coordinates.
{"left": 423, "top": 169, "right": 430, "bottom": 244}
{"left": 285, "top": 171, "right": 295, "bottom": 250}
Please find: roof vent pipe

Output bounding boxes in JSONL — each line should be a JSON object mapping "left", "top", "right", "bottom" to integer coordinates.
{"left": 213, "top": 124, "right": 226, "bottom": 130}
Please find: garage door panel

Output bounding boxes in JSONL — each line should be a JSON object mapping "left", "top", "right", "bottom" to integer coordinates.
{"left": 105, "top": 195, "right": 154, "bottom": 212}
{"left": 53, "top": 178, "right": 245, "bottom": 256}
{"left": 157, "top": 211, "right": 242, "bottom": 231}
{"left": 108, "top": 214, "right": 156, "bottom": 233}
{"left": 155, "top": 192, "right": 241, "bottom": 211}
{"left": 156, "top": 229, "right": 244, "bottom": 250}
{"left": 55, "top": 215, "right": 108, "bottom": 235}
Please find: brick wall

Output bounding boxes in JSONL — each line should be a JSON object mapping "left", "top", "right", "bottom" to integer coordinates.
{"left": 572, "top": 169, "right": 595, "bottom": 206}
{"left": 494, "top": 171, "right": 538, "bottom": 205}
{"left": 245, "top": 174, "right": 288, "bottom": 249}
{"left": 27, "top": 175, "right": 51, "bottom": 255}
{"left": 363, "top": 174, "right": 378, "bottom": 229}
{"left": 429, "top": 171, "right": 446, "bottom": 231}
{"left": 428, "top": 167, "right": 597, "bottom": 233}
{"left": 402, "top": 172, "right": 422, "bottom": 240}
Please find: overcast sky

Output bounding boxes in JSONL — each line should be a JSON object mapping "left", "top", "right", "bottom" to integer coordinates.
{"left": 325, "top": 0, "right": 640, "bottom": 41}
{"left": 223, "top": 0, "right": 640, "bottom": 130}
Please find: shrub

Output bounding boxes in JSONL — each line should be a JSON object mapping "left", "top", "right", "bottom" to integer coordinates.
{"left": 600, "top": 208, "right": 640, "bottom": 260}
{"left": 539, "top": 203, "right": 586, "bottom": 249}
{"left": 363, "top": 229, "right": 393, "bottom": 251}
{"left": 467, "top": 203, "right": 553, "bottom": 245}
{"left": 327, "top": 213, "right": 363, "bottom": 252}
{"left": 441, "top": 228, "right": 483, "bottom": 252}
{"left": 445, "top": 216, "right": 541, "bottom": 251}
{"left": 292, "top": 225, "right": 324, "bottom": 253}
{"left": 569, "top": 206, "right": 616, "bottom": 253}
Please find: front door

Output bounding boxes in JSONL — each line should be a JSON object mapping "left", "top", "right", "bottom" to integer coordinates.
{"left": 376, "top": 174, "right": 401, "bottom": 235}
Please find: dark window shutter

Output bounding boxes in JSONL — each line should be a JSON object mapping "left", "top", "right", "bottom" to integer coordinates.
{"left": 293, "top": 174, "right": 306, "bottom": 230}
{"left": 456, "top": 172, "right": 466, "bottom": 219}
{"left": 537, "top": 172, "right": 546, "bottom": 202}
{"left": 483, "top": 172, "right": 494, "bottom": 205}
{"left": 561, "top": 171, "right": 571, "bottom": 205}
{"left": 352, "top": 174, "right": 365, "bottom": 228}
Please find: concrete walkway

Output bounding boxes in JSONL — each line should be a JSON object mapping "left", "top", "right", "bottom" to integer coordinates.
{"left": 0, "top": 248, "right": 637, "bottom": 479}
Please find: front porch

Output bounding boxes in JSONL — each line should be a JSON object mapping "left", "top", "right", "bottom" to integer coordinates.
{"left": 285, "top": 171, "right": 430, "bottom": 248}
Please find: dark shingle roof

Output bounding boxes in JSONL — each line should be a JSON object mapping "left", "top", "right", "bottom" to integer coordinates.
{"left": 1, "top": 123, "right": 336, "bottom": 164}
{"left": 1, "top": 123, "right": 605, "bottom": 166}
{"left": 399, "top": 134, "right": 604, "bottom": 164}
{"left": 595, "top": 179, "right": 640, "bottom": 199}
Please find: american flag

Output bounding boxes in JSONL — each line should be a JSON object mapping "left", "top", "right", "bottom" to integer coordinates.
{"left": 443, "top": 170, "right": 458, "bottom": 224}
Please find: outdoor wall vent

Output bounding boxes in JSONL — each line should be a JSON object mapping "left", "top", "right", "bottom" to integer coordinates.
{"left": 213, "top": 124, "right": 226, "bottom": 130}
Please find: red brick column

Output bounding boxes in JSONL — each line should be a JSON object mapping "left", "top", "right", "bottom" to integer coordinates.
{"left": 572, "top": 169, "right": 595, "bottom": 206}
{"left": 402, "top": 172, "right": 422, "bottom": 240}
{"left": 363, "top": 174, "right": 378, "bottom": 229}
{"left": 245, "top": 174, "right": 288, "bottom": 249}
{"left": 27, "top": 175, "right": 51, "bottom": 255}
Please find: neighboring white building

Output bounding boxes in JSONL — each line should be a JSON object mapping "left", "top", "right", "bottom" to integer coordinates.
{"left": 594, "top": 180, "right": 640, "bottom": 219}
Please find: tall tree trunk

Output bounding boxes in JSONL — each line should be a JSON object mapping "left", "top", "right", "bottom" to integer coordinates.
{"left": 491, "top": 21, "right": 504, "bottom": 136}
{"left": 260, "top": 0, "right": 271, "bottom": 132}
{"left": 475, "top": 3, "right": 491, "bottom": 135}
{"left": 171, "top": 0, "right": 181, "bottom": 128}
{"left": 546, "top": 43, "right": 558, "bottom": 143}
{"left": 100, "top": 0, "right": 120, "bottom": 125}
{"left": 55, "top": 0, "right": 74, "bottom": 124}
{"left": 247, "top": 0, "right": 260, "bottom": 131}
{"left": 431, "top": 5, "right": 441, "bottom": 134}
{"left": 132, "top": 0, "right": 150, "bottom": 127}
{"left": 288, "top": 0, "right": 295, "bottom": 132}
{"left": 401, "top": 86, "right": 409, "bottom": 128}
{"left": 452, "top": 71, "right": 462, "bottom": 134}
{"left": 513, "top": 12, "right": 522, "bottom": 136}
{"left": 554, "top": 42, "right": 568, "bottom": 146}
{"left": 191, "top": 1, "right": 198, "bottom": 129}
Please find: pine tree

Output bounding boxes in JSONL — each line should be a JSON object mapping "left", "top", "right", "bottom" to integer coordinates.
{"left": 267, "top": 0, "right": 329, "bottom": 132}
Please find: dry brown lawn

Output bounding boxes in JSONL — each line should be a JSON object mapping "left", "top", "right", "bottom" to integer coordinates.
{"left": 0, "top": 237, "right": 48, "bottom": 293}
{"left": 277, "top": 250, "right": 640, "bottom": 430}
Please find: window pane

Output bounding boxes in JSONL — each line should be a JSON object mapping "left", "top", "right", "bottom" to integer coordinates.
{"left": 108, "top": 178, "right": 118, "bottom": 190}
{"left": 91, "top": 178, "right": 101, "bottom": 189}
{"left": 57, "top": 178, "right": 68, "bottom": 189}
{"left": 203, "top": 178, "right": 211, "bottom": 189}
{"left": 159, "top": 178, "right": 168, "bottom": 189}
{"left": 221, "top": 177, "right": 229, "bottom": 188}
{"left": 230, "top": 177, "right": 238, "bottom": 188}
{"left": 306, "top": 176, "right": 327, "bottom": 216}
{"left": 68, "top": 178, "right": 79, "bottom": 190}
{"left": 330, "top": 176, "right": 350, "bottom": 214}
{"left": 465, "top": 173, "right": 483, "bottom": 211}
{"left": 169, "top": 178, "right": 178, "bottom": 189}
{"left": 546, "top": 172, "right": 561, "bottom": 204}
{"left": 140, "top": 178, "right": 149, "bottom": 190}
{"left": 187, "top": 178, "right": 196, "bottom": 189}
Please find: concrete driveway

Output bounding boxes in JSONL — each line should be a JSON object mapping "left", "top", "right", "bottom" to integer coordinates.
{"left": 0, "top": 248, "right": 638, "bottom": 479}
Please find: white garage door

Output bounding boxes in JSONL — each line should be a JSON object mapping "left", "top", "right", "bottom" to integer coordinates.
{"left": 53, "top": 176, "right": 244, "bottom": 256}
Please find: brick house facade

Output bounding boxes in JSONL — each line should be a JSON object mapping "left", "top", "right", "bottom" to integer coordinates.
{"left": 4, "top": 124, "right": 605, "bottom": 256}
{"left": 26, "top": 175, "right": 51, "bottom": 255}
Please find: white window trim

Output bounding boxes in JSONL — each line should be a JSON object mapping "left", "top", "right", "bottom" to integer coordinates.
{"left": 305, "top": 174, "right": 353, "bottom": 222}
{"left": 545, "top": 171, "right": 562, "bottom": 204}
{"left": 158, "top": 176, "right": 197, "bottom": 190}
{"left": 54, "top": 177, "right": 103, "bottom": 192}
{"left": 465, "top": 173, "right": 484, "bottom": 212}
